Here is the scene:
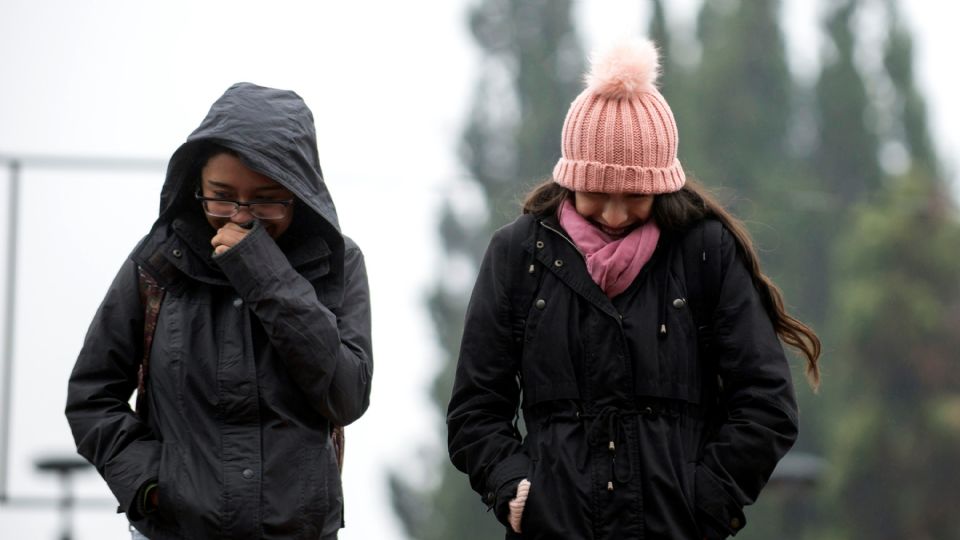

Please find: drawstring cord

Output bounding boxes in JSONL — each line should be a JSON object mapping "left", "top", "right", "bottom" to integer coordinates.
{"left": 657, "top": 243, "right": 675, "bottom": 340}
{"left": 581, "top": 405, "right": 658, "bottom": 491}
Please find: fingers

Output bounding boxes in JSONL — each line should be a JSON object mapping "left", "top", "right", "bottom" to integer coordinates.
{"left": 211, "top": 222, "right": 253, "bottom": 255}
{"left": 508, "top": 479, "right": 531, "bottom": 533}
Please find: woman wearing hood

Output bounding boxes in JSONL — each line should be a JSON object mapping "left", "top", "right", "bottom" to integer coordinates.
{"left": 66, "top": 83, "right": 373, "bottom": 539}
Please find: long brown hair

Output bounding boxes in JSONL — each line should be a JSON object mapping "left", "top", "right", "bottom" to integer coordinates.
{"left": 522, "top": 179, "right": 822, "bottom": 390}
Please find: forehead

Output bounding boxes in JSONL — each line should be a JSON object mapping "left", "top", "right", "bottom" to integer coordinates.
{"left": 201, "top": 153, "right": 287, "bottom": 193}
{"left": 576, "top": 191, "right": 653, "bottom": 200}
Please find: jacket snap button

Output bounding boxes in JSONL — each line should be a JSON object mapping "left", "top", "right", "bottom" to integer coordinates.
{"left": 535, "top": 240, "right": 544, "bottom": 249}
{"left": 535, "top": 299, "right": 546, "bottom": 310}
{"left": 730, "top": 517, "right": 741, "bottom": 529}
{"left": 233, "top": 298, "right": 244, "bottom": 308}
{"left": 172, "top": 249, "right": 182, "bottom": 258}
{"left": 672, "top": 298, "right": 686, "bottom": 309}
{"left": 553, "top": 259, "right": 563, "bottom": 267}
{"left": 242, "top": 468, "right": 254, "bottom": 480}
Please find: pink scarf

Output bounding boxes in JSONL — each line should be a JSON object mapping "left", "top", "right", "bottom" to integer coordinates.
{"left": 557, "top": 198, "right": 660, "bottom": 298}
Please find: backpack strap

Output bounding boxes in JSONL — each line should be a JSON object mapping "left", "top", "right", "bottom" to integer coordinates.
{"left": 331, "top": 425, "right": 345, "bottom": 473}
{"left": 136, "top": 266, "right": 166, "bottom": 416}
{"left": 682, "top": 219, "right": 725, "bottom": 405}
{"left": 506, "top": 216, "right": 542, "bottom": 348}
{"left": 681, "top": 219, "right": 723, "bottom": 337}
{"left": 503, "top": 215, "right": 543, "bottom": 433}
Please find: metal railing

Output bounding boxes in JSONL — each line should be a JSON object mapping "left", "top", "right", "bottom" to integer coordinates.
{"left": 0, "top": 154, "right": 166, "bottom": 539}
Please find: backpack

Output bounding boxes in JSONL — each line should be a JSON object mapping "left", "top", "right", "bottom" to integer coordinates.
{"left": 134, "top": 267, "right": 346, "bottom": 473}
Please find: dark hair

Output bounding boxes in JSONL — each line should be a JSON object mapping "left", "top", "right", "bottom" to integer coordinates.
{"left": 193, "top": 142, "right": 238, "bottom": 188}
{"left": 521, "top": 179, "right": 822, "bottom": 390}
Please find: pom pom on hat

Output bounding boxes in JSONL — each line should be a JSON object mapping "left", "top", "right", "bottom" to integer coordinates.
{"left": 586, "top": 39, "right": 660, "bottom": 99}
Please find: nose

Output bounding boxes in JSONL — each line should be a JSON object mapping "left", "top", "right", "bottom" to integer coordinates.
{"left": 602, "top": 198, "right": 630, "bottom": 228}
{"left": 230, "top": 206, "right": 256, "bottom": 226}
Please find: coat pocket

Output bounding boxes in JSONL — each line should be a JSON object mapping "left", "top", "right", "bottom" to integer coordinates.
{"left": 297, "top": 444, "right": 327, "bottom": 539}
{"left": 519, "top": 422, "right": 593, "bottom": 539}
{"left": 320, "top": 442, "right": 343, "bottom": 536}
{"left": 155, "top": 442, "right": 183, "bottom": 534}
{"left": 299, "top": 440, "right": 343, "bottom": 539}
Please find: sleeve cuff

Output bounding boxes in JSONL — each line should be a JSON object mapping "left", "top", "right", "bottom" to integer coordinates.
{"left": 698, "top": 511, "right": 729, "bottom": 539}
{"left": 493, "top": 478, "right": 523, "bottom": 527}
{"left": 127, "top": 478, "right": 158, "bottom": 521}
{"left": 695, "top": 464, "right": 746, "bottom": 536}
{"left": 212, "top": 221, "right": 281, "bottom": 298}
{"left": 102, "top": 440, "right": 161, "bottom": 520}
{"left": 483, "top": 452, "right": 530, "bottom": 511}
{"left": 141, "top": 482, "right": 159, "bottom": 515}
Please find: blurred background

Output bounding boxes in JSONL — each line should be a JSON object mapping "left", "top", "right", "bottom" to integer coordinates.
{"left": 1, "top": 0, "right": 958, "bottom": 539}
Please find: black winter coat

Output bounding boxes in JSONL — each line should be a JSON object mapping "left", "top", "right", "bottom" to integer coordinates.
{"left": 447, "top": 213, "right": 797, "bottom": 539}
{"left": 66, "top": 83, "right": 373, "bottom": 539}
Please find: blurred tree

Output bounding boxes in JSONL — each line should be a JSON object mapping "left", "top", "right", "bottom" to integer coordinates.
{"left": 880, "top": 1, "right": 937, "bottom": 177}
{"left": 826, "top": 172, "right": 960, "bottom": 540}
{"left": 648, "top": 0, "right": 700, "bottom": 165}
{"left": 389, "top": 1, "right": 583, "bottom": 539}
{"left": 806, "top": 0, "right": 885, "bottom": 333}
{"left": 648, "top": 0, "right": 670, "bottom": 79}
{"left": 820, "top": 2, "right": 960, "bottom": 538}
{"left": 813, "top": 0, "right": 883, "bottom": 209}
{"left": 690, "top": 0, "right": 794, "bottom": 193}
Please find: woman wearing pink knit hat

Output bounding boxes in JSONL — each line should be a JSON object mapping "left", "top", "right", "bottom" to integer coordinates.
{"left": 447, "top": 40, "right": 821, "bottom": 539}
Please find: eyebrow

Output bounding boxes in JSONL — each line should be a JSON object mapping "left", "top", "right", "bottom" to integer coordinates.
{"left": 203, "top": 179, "right": 290, "bottom": 195}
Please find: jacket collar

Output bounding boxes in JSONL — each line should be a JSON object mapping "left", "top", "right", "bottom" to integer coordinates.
{"left": 529, "top": 214, "right": 622, "bottom": 321}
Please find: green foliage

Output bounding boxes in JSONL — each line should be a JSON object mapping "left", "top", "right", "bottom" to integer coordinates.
{"left": 813, "top": 0, "right": 882, "bottom": 208}
{"left": 816, "top": 1, "right": 960, "bottom": 538}
{"left": 691, "top": 0, "right": 793, "bottom": 191}
{"left": 824, "top": 174, "right": 960, "bottom": 540}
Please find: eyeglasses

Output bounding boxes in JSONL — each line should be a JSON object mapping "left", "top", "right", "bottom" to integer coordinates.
{"left": 195, "top": 190, "right": 294, "bottom": 220}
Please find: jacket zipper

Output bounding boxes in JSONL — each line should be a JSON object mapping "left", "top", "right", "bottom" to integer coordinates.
{"left": 539, "top": 220, "right": 585, "bottom": 260}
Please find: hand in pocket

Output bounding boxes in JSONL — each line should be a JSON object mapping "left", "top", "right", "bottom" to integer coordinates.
{"left": 508, "top": 479, "right": 531, "bottom": 533}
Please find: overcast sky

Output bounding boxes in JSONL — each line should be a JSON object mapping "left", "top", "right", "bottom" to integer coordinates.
{"left": 0, "top": 1, "right": 956, "bottom": 539}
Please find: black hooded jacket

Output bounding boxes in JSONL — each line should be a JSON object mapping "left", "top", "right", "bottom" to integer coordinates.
{"left": 447, "top": 213, "right": 797, "bottom": 539}
{"left": 66, "top": 83, "right": 373, "bottom": 539}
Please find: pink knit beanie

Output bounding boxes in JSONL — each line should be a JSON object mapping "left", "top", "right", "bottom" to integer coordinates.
{"left": 553, "top": 39, "right": 685, "bottom": 194}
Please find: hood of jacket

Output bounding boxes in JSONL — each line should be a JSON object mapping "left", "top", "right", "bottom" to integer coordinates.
{"left": 138, "top": 82, "right": 344, "bottom": 285}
